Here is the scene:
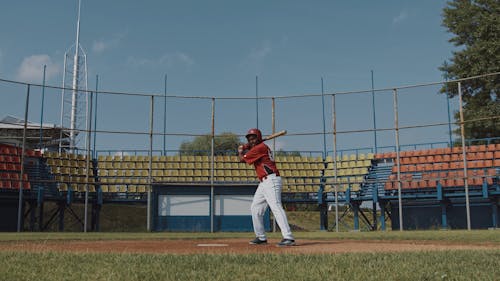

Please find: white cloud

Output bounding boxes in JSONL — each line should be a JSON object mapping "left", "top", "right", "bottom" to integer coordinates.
{"left": 393, "top": 11, "right": 408, "bottom": 24}
{"left": 92, "top": 41, "right": 108, "bottom": 53}
{"left": 249, "top": 41, "right": 272, "bottom": 61}
{"left": 241, "top": 41, "right": 273, "bottom": 72}
{"left": 159, "top": 52, "right": 195, "bottom": 67}
{"left": 92, "top": 33, "right": 125, "bottom": 53}
{"left": 16, "top": 54, "right": 60, "bottom": 83}
{"left": 127, "top": 52, "right": 195, "bottom": 68}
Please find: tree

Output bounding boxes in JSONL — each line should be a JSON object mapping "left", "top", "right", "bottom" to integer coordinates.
{"left": 275, "top": 149, "right": 301, "bottom": 157}
{"left": 179, "top": 132, "right": 241, "bottom": 155}
{"left": 439, "top": 0, "right": 500, "bottom": 142}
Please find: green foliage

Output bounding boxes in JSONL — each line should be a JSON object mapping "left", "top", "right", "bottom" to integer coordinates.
{"left": 179, "top": 132, "right": 241, "bottom": 155}
{"left": 274, "top": 149, "right": 301, "bottom": 157}
{"left": 440, "top": 0, "right": 500, "bottom": 140}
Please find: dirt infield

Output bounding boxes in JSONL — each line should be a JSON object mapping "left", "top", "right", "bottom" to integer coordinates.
{"left": 0, "top": 239, "right": 498, "bottom": 254}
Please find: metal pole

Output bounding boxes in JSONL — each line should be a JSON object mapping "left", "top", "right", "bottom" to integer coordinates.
{"left": 331, "top": 94, "right": 339, "bottom": 232}
{"left": 163, "top": 74, "right": 167, "bottom": 155}
{"left": 446, "top": 84, "right": 453, "bottom": 147}
{"left": 271, "top": 97, "right": 276, "bottom": 233}
{"left": 147, "top": 96, "right": 154, "bottom": 231}
{"left": 84, "top": 91, "right": 93, "bottom": 232}
{"left": 93, "top": 75, "right": 98, "bottom": 159}
{"left": 371, "top": 70, "right": 378, "bottom": 153}
{"left": 272, "top": 98, "right": 276, "bottom": 145}
{"left": 17, "top": 84, "right": 30, "bottom": 232}
{"left": 255, "top": 75, "right": 259, "bottom": 128}
{"left": 59, "top": 54, "right": 67, "bottom": 153}
{"left": 458, "top": 82, "right": 471, "bottom": 230}
{"left": 321, "top": 78, "right": 327, "bottom": 160}
{"left": 443, "top": 61, "right": 453, "bottom": 147}
{"left": 393, "top": 89, "right": 403, "bottom": 231}
{"left": 70, "top": 0, "right": 82, "bottom": 152}
{"left": 39, "top": 65, "right": 47, "bottom": 148}
{"left": 210, "top": 98, "right": 215, "bottom": 232}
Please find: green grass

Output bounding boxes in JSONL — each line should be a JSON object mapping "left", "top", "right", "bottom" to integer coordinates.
{"left": 0, "top": 250, "right": 498, "bottom": 281}
{"left": 0, "top": 229, "right": 498, "bottom": 244}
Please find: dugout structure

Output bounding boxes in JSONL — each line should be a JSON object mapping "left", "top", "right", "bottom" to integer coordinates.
{"left": 153, "top": 184, "right": 270, "bottom": 232}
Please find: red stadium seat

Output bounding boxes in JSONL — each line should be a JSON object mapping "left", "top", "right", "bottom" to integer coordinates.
{"left": 427, "top": 180, "right": 437, "bottom": 188}
{"left": 384, "top": 182, "right": 393, "bottom": 190}
{"left": 468, "top": 145, "right": 479, "bottom": 152}
{"left": 11, "top": 181, "right": 20, "bottom": 189}
{"left": 0, "top": 181, "right": 12, "bottom": 188}
{"left": 442, "top": 154, "right": 451, "bottom": 162}
{"left": 410, "top": 181, "right": 419, "bottom": 189}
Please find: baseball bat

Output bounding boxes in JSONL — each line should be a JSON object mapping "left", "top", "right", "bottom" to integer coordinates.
{"left": 263, "top": 130, "right": 287, "bottom": 141}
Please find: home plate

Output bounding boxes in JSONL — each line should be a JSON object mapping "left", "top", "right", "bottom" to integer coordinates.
{"left": 197, "top": 243, "right": 228, "bottom": 247}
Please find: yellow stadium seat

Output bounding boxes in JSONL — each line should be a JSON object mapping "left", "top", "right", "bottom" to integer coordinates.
{"left": 127, "top": 185, "right": 137, "bottom": 193}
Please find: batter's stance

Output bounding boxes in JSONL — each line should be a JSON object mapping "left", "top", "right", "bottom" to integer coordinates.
{"left": 238, "top": 128, "right": 295, "bottom": 246}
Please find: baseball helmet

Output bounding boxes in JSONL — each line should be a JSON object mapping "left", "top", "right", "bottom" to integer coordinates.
{"left": 246, "top": 128, "right": 263, "bottom": 142}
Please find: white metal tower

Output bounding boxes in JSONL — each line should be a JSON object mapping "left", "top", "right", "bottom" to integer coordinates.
{"left": 60, "top": 0, "right": 88, "bottom": 153}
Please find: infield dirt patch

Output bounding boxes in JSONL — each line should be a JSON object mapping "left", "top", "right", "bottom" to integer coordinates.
{"left": 0, "top": 239, "right": 497, "bottom": 254}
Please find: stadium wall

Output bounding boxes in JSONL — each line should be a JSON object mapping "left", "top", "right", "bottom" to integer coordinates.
{"left": 389, "top": 198, "right": 499, "bottom": 230}
{"left": 152, "top": 185, "right": 270, "bottom": 232}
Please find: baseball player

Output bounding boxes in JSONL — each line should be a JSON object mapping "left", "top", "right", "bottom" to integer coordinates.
{"left": 238, "top": 128, "right": 295, "bottom": 246}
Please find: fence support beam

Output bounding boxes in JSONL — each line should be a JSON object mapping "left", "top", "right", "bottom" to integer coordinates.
{"left": 393, "top": 88, "right": 403, "bottom": 231}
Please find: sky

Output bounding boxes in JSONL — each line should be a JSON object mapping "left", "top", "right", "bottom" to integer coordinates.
{"left": 0, "top": 0, "right": 462, "bottom": 155}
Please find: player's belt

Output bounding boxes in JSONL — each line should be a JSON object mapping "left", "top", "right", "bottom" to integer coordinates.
{"left": 260, "top": 172, "right": 280, "bottom": 182}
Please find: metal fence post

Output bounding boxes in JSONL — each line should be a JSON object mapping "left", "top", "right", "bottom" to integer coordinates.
{"left": 147, "top": 95, "right": 154, "bottom": 231}
{"left": 17, "top": 84, "right": 30, "bottom": 232}
{"left": 210, "top": 98, "right": 215, "bottom": 233}
{"left": 331, "top": 94, "right": 339, "bottom": 232}
{"left": 393, "top": 88, "right": 403, "bottom": 231}
{"left": 458, "top": 81, "right": 471, "bottom": 230}
{"left": 84, "top": 91, "right": 93, "bottom": 232}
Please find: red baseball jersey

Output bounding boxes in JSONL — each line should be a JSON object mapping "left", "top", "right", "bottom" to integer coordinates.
{"left": 242, "top": 142, "right": 280, "bottom": 181}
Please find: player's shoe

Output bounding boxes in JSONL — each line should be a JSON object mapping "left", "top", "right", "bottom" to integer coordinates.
{"left": 249, "top": 238, "right": 268, "bottom": 245}
{"left": 277, "top": 239, "right": 296, "bottom": 247}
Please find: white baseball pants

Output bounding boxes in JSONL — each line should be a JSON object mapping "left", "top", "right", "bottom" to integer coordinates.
{"left": 251, "top": 174, "right": 294, "bottom": 240}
